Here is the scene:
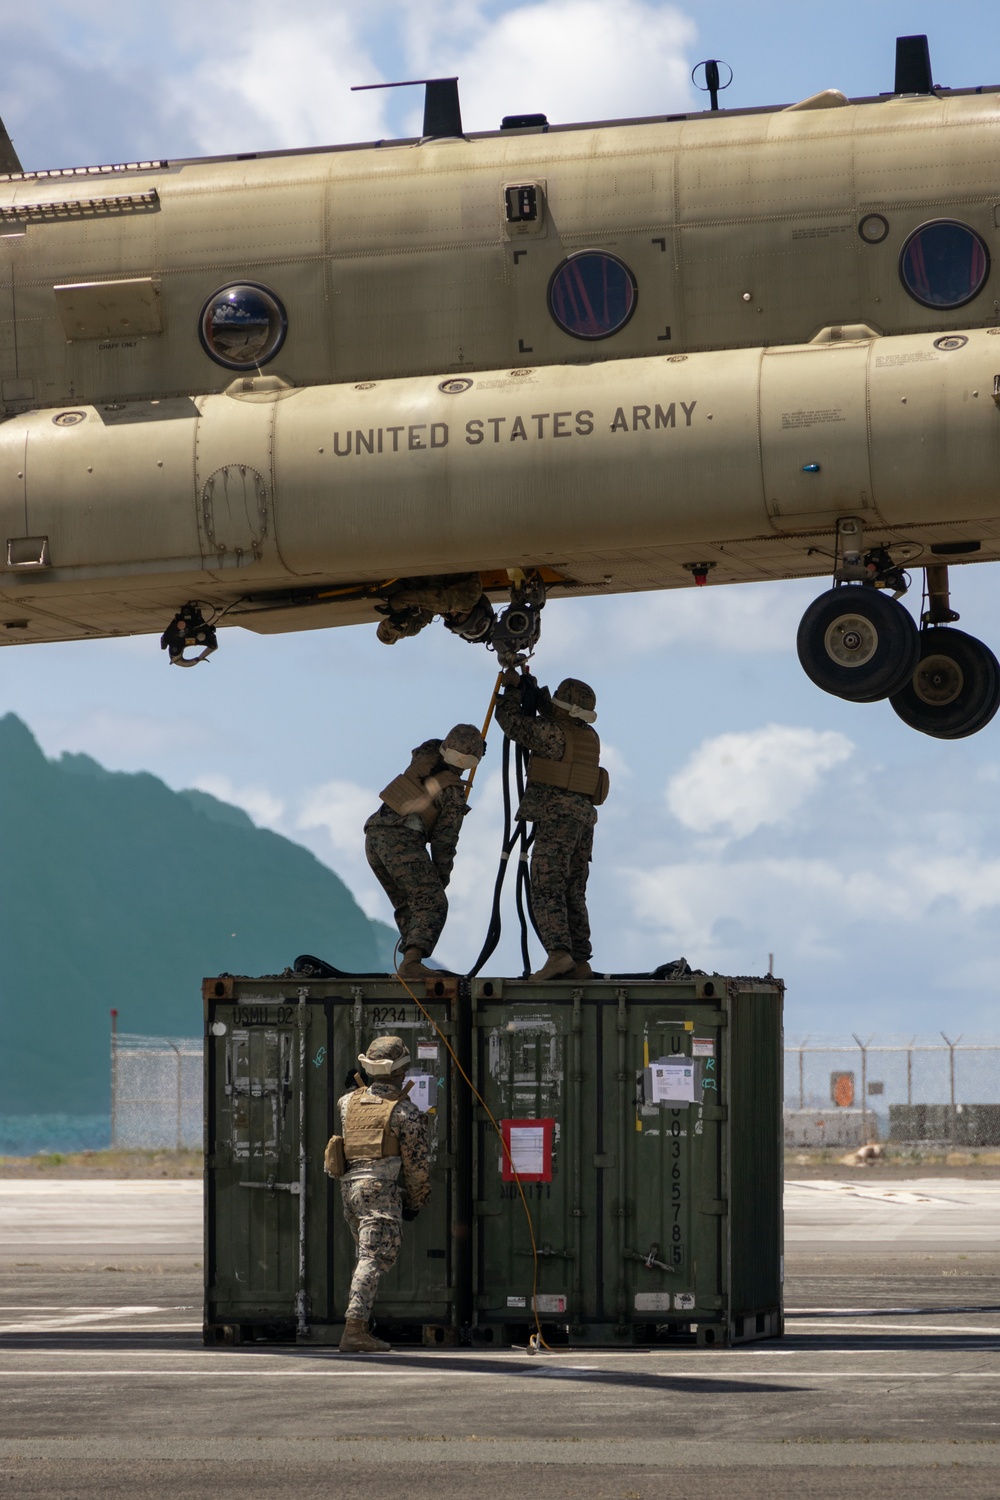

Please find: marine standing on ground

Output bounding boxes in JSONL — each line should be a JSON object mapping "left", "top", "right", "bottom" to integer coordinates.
{"left": 495, "top": 671, "right": 610, "bottom": 980}
{"left": 365, "top": 724, "right": 485, "bottom": 978}
{"left": 335, "top": 1035, "right": 431, "bottom": 1353}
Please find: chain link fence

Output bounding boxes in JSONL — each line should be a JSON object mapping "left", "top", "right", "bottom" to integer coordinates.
{"left": 784, "top": 1035, "right": 1000, "bottom": 1147}
{"left": 110, "top": 1031, "right": 203, "bottom": 1149}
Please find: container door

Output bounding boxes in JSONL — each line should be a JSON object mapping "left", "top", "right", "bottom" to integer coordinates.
{"left": 326, "top": 986, "right": 466, "bottom": 1334}
{"left": 603, "top": 994, "right": 727, "bottom": 1334}
{"left": 206, "top": 1005, "right": 302, "bottom": 1330}
{"left": 471, "top": 989, "right": 597, "bottom": 1335}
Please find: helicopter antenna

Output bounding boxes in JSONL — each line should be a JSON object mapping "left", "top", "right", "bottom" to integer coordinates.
{"left": 691, "top": 60, "right": 733, "bottom": 113}
{"left": 894, "top": 35, "right": 934, "bottom": 95}
{"left": 352, "top": 77, "right": 464, "bottom": 140}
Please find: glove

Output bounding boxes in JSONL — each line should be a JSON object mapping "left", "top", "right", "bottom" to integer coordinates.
{"left": 501, "top": 667, "right": 521, "bottom": 689}
{"left": 402, "top": 1206, "right": 420, "bottom": 1222}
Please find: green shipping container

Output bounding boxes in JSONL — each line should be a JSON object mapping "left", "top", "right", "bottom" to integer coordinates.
{"left": 470, "top": 974, "right": 783, "bottom": 1348}
{"left": 203, "top": 974, "right": 470, "bottom": 1345}
{"left": 203, "top": 970, "right": 783, "bottom": 1348}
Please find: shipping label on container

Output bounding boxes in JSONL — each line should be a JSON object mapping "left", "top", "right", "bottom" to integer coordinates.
{"left": 403, "top": 1073, "right": 435, "bottom": 1113}
{"left": 500, "top": 1118, "right": 555, "bottom": 1182}
{"left": 649, "top": 1062, "right": 696, "bottom": 1104}
{"left": 533, "top": 1294, "right": 567, "bottom": 1313}
{"left": 691, "top": 1037, "right": 715, "bottom": 1058}
{"left": 417, "top": 1042, "right": 438, "bottom": 1060}
{"left": 634, "top": 1292, "right": 672, "bottom": 1312}
{"left": 674, "top": 1292, "right": 696, "bottom": 1311}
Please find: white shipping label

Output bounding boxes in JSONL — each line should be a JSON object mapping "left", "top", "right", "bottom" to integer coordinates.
{"left": 403, "top": 1073, "right": 434, "bottom": 1112}
{"left": 674, "top": 1292, "right": 696, "bottom": 1311}
{"left": 507, "top": 1124, "right": 545, "bottom": 1175}
{"left": 650, "top": 1062, "right": 696, "bottom": 1103}
{"left": 506, "top": 1296, "right": 526, "bottom": 1308}
{"left": 634, "top": 1293, "right": 672, "bottom": 1312}
{"left": 533, "top": 1294, "right": 567, "bottom": 1314}
{"left": 417, "top": 1042, "right": 438, "bottom": 1060}
{"left": 691, "top": 1038, "right": 715, "bottom": 1058}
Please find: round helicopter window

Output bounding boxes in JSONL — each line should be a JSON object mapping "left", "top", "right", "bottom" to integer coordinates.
{"left": 199, "top": 283, "right": 287, "bottom": 369}
{"left": 548, "top": 251, "right": 637, "bottom": 340}
{"left": 899, "top": 220, "right": 990, "bottom": 309}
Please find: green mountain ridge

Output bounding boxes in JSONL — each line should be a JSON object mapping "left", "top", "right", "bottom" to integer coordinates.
{"left": 0, "top": 714, "right": 395, "bottom": 1114}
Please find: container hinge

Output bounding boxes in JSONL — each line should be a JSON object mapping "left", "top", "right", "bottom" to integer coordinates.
{"left": 699, "top": 1104, "right": 728, "bottom": 1122}
{"left": 473, "top": 1201, "right": 503, "bottom": 1216}
{"left": 615, "top": 989, "right": 628, "bottom": 1031}
{"left": 699, "top": 1198, "right": 728, "bottom": 1216}
{"left": 239, "top": 1177, "right": 301, "bottom": 1197}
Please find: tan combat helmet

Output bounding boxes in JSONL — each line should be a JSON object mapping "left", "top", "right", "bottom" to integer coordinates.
{"left": 552, "top": 679, "right": 597, "bottom": 724}
{"left": 441, "top": 723, "right": 486, "bottom": 770}
{"left": 358, "top": 1035, "right": 411, "bottom": 1077}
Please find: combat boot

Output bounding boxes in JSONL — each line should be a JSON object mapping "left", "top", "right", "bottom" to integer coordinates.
{"left": 339, "top": 1318, "right": 392, "bottom": 1353}
{"left": 532, "top": 949, "right": 575, "bottom": 980}
{"left": 397, "top": 948, "right": 436, "bottom": 980}
{"left": 571, "top": 961, "right": 593, "bottom": 980}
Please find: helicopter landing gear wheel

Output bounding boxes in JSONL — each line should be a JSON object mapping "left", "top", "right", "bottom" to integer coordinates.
{"left": 796, "top": 588, "right": 920, "bottom": 703}
{"left": 889, "top": 628, "right": 1000, "bottom": 739}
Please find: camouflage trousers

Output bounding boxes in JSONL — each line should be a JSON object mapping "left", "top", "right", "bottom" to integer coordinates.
{"left": 340, "top": 1174, "right": 403, "bottom": 1320}
{"left": 529, "top": 812, "right": 594, "bottom": 961}
{"left": 365, "top": 822, "right": 448, "bottom": 956}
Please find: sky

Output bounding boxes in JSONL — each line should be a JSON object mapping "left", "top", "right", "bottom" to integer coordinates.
{"left": 2, "top": 1, "right": 1000, "bottom": 1036}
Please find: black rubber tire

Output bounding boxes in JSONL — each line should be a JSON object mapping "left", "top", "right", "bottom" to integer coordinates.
{"left": 796, "top": 588, "right": 920, "bottom": 703}
{"left": 889, "top": 628, "right": 1000, "bottom": 739}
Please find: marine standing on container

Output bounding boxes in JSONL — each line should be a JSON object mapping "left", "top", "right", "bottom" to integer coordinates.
{"left": 496, "top": 672, "right": 609, "bottom": 980}
{"left": 365, "top": 724, "right": 485, "bottom": 978}
{"left": 336, "top": 1035, "right": 431, "bottom": 1353}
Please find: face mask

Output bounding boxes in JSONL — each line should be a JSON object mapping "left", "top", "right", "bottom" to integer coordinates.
{"left": 442, "top": 747, "right": 481, "bottom": 770}
{"left": 358, "top": 1050, "right": 411, "bottom": 1075}
{"left": 551, "top": 697, "right": 597, "bottom": 724}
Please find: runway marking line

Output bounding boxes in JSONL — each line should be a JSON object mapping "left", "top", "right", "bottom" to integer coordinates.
{"left": 0, "top": 1369, "right": 998, "bottom": 1380}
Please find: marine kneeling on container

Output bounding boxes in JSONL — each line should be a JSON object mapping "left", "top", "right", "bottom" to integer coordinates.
{"left": 496, "top": 670, "right": 609, "bottom": 981}
{"left": 327, "top": 1035, "right": 431, "bottom": 1353}
{"left": 365, "top": 723, "right": 485, "bottom": 978}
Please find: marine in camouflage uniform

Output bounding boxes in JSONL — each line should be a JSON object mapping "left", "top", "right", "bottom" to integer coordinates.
{"left": 495, "top": 673, "right": 609, "bottom": 981}
{"left": 365, "top": 723, "right": 485, "bottom": 979}
{"left": 375, "top": 573, "right": 496, "bottom": 647}
{"left": 336, "top": 1035, "right": 431, "bottom": 1353}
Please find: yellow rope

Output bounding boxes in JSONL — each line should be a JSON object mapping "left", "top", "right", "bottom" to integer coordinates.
{"left": 393, "top": 667, "right": 552, "bottom": 1351}
{"left": 464, "top": 669, "right": 503, "bottom": 802}
{"left": 392, "top": 971, "right": 553, "bottom": 1354}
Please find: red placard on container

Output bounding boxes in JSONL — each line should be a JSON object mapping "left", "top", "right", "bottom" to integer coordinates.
{"left": 500, "top": 1117, "right": 555, "bottom": 1183}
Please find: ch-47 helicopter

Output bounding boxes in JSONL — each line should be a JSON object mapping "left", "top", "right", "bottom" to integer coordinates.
{"left": 2, "top": 32, "right": 1000, "bottom": 735}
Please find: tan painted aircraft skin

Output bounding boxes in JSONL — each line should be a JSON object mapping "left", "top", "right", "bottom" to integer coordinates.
{"left": 0, "top": 82, "right": 999, "bottom": 647}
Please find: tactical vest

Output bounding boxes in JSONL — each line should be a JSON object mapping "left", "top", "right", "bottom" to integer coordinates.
{"left": 379, "top": 767, "right": 463, "bottom": 831}
{"left": 527, "top": 721, "right": 610, "bottom": 806}
{"left": 343, "top": 1089, "right": 402, "bottom": 1162}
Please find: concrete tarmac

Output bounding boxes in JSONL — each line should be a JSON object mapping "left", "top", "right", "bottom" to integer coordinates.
{"left": 1, "top": 1179, "right": 998, "bottom": 1499}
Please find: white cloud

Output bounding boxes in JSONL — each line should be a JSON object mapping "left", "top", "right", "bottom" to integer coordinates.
{"left": 431, "top": 0, "right": 696, "bottom": 131}
{"left": 30, "top": 710, "right": 214, "bottom": 768}
{"left": 166, "top": 2, "right": 390, "bottom": 154}
{"left": 192, "top": 773, "right": 286, "bottom": 830}
{"left": 298, "top": 778, "right": 378, "bottom": 854}
{"left": 539, "top": 580, "right": 825, "bottom": 672}
{"left": 666, "top": 724, "right": 853, "bottom": 840}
